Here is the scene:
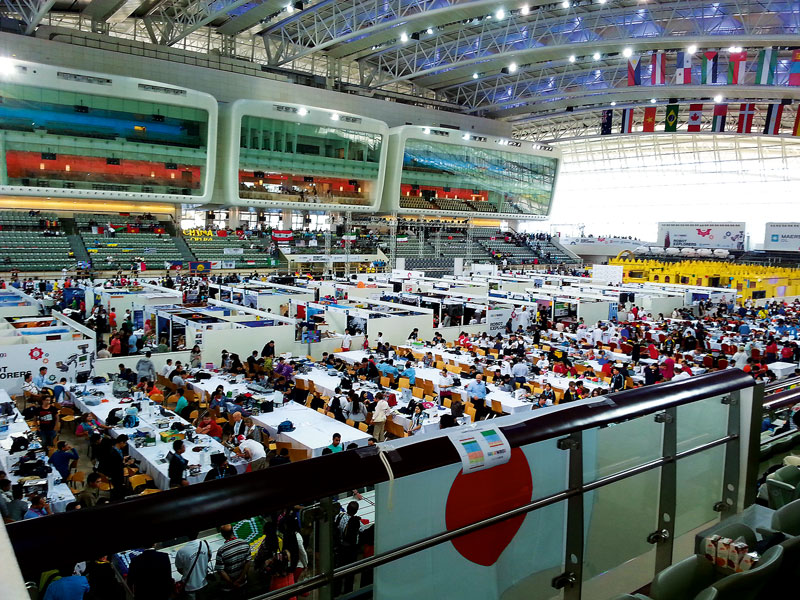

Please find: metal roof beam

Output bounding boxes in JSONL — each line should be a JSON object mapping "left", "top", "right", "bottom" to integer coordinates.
{"left": 143, "top": 0, "right": 253, "bottom": 45}
{"left": 0, "top": 0, "right": 57, "bottom": 34}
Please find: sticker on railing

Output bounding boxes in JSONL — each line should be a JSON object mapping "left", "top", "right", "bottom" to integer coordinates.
{"left": 448, "top": 424, "right": 511, "bottom": 474}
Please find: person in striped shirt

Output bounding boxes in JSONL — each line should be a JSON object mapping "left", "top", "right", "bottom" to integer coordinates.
{"left": 215, "top": 524, "right": 252, "bottom": 595}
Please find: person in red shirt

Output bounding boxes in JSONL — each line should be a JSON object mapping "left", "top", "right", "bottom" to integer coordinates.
{"left": 196, "top": 414, "right": 223, "bottom": 440}
{"left": 781, "top": 344, "right": 794, "bottom": 361}
{"left": 765, "top": 339, "right": 778, "bottom": 363}
{"left": 109, "top": 334, "right": 121, "bottom": 356}
{"left": 647, "top": 343, "right": 660, "bottom": 360}
{"left": 552, "top": 361, "right": 567, "bottom": 375}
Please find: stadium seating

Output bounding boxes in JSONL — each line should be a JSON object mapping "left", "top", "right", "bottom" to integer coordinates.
{"left": 186, "top": 235, "right": 279, "bottom": 269}
{"left": 0, "top": 211, "right": 75, "bottom": 271}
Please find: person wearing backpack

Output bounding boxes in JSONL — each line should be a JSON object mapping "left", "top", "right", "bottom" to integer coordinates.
{"left": 175, "top": 539, "right": 211, "bottom": 599}
{"left": 334, "top": 501, "right": 365, "bottom": 595}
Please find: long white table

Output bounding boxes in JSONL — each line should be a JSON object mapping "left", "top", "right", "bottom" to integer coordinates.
{"left": 251, "top": 401, "right": 370, "bottom": 457}
{"left": 0, "top": 390, "right": 75, "bottom": 512}
{"left": 72, "top": 384, "right": 249, "bottom": 489}
{"left": 769, "top": 361, "right": 798, "bottom": 379}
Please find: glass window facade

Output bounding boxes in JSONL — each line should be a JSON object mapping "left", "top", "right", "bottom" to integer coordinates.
{"left": 238, "top": 115, "right": 383, "bottom": 207}
{"left": 399, "top": 139, "right": 557, "bottom": 215}
{"left": 0, "top": 83, "right": 209, "bottom": 195}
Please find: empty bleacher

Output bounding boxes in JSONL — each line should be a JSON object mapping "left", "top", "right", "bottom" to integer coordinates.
{"left": 75, "top": 213, "right": 184, "bottom": 269}
{"left": 186, "top": 235, "right": 279, "bottom": 269}
{"left": 0, "top": 211, "right": 75, "bottom": 271}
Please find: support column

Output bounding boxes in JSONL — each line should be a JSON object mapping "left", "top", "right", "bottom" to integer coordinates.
{"left": 227, "top": 207, "right": 240, "bottom": 230}
{"left": 0, "top": 133, "right": 7, "bottom": 185}
{"left": 282, "top": 209, "right": 293, "bottom": 229}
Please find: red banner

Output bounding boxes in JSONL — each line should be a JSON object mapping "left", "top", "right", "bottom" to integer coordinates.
{"left": 271, "top": 230, "right": 294, "bottom": 242}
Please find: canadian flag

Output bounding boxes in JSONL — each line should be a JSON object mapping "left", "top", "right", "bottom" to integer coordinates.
{"left": 688, "top": 104, "right": 703, "bottom": 132}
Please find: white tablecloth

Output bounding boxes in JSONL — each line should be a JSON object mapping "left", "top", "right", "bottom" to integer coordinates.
{"left": 0, "top": 390, "right": 75, "bottom": 512}
{"left": 251, "top": 401, "right": 369, "bottom": 457}
{"left": 770, "top": 362, "right": 798, "bottom": 379}
{"left": 72, "top": 384, "right": 249, "bottom": 489}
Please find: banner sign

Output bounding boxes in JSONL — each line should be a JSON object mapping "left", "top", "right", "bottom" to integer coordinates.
{"left": 591, "top": 264, "right": 624, "bottom": 284}
{"left": 487, "top": 308, "right": 512, "bottom": 334}
{"left": 182, "top": 229, "right": 230, "bottom": 242}
{"left": 0, "top": 340, "right": 95, "bottom": 395}
{"left": 764, "top": 223, "right": 800, "bottom": 251}
{"left": 287, "top": 254, "right": 375, "bottom": 264}
{"left": 657, "top": 222, "right": 745, "bottom": 249}
{"left": 223, "top": 247, "right": 244, "bottom": 255}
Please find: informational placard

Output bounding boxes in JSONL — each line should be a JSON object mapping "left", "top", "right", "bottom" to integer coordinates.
{"left": 0, "top": 340, "right": 95, "bottom": 395}
{"left": 591, "top": 264, "right": 623, "bottom": 284}
{"left": 764, "top": 223, "right": 800, "bottom": 251}
{"left": 657, "top": 222, "right": 745, "bottom": 249}
{"left": 487, "top": 308, "right": 512, "bottom": 334}
{"left": 448, "top": 424, "right": 511, "bottom": 474}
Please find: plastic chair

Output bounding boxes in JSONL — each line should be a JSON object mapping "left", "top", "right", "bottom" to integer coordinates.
{"left": 648, "top": 554, "right": 715, "bottom": 600}
{"left": 764, "top": 466, "right": 800, "bottom": 509}
{"left": 770, "top": 498, "right": 800, "bottom": 536}
{"left": 695, "top": 545, "right": 783, "bottom": 600}
{"left": 761, "top": 535, "right": 800, "bottom": 597}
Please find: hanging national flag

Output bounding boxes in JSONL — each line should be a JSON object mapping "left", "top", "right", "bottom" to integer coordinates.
{"left": 189, "top": 261, "right": 212, "bottom": 273}
{"left": 790, "top": 50, "right": 800, "bottom": 86}
{"left": 627, "top": 56, "right": 642, "bottom": 86}
{"left": 727, "top": 51, "right": 747, "bottom": 84}
{"left": 664, "top": 104, "right": 679, "bottom": 132}
{"left": 701, "top": 51, "right": 718, "bottom": 84}
{"left": 222, "top": 260, "right": 236, "bottom": 269}
{"left": 642, "top": 106, "right": 657, "bottom": 132}
{"left": 397, "top": 235, "right": 409, "bottom": 243}
{"left": 271, "top": 230, "right": 294, "bottom": 242}
{"left": 763, "top": 103, "right": 784, "bottom": 135}
{"left": 126, "top": 225, "right": 140, "bottom": 234}
{"left": 153, "top": 227, "right": 165, "bottom": 234}
{"left": 712, "top": 104, "right": 728, "bottom": 132}
{"left": 620, "top": 108, "right": 634, "bottom": 133}
{"left": 138, "top": 262, "right": 147, "bottom": 272}
{"left": 755, "top": 48, "right": 777, "bottom": 85}
{"left": 737, "top": 103, "right": 755, "bottom": 133}
{"left": 688, "top": 104, "right": 703, "bottom": 132}
{"left": 210, "top": 261, "right": 222, "bottom": 270}
{"left": 675, "top": 51, "right": 692, "bottom": 84}
{"left": 793, "top": 110, "right": 800, "bottom": 137}
{"left": 341, "top": 234, "right": 357, "bottom": 241}
{"left": 651, "top": 52, "right": 666, "bottom": 85}
{"left": 600, "top": 109, "right": 613, "bottom": 135}
{"left": 164, "top": 260, "right": 183, "bottom": 270}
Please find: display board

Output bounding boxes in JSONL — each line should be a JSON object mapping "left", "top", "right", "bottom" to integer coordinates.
{"left": 486, "top": 308, "right": 512, "bottom": 335}
{"left": 657, "top": 222, "right": 745, "bottom": 249}
{"left": 0, "top": 339, "right": 95, "bottom": 395}
{"left": 591, "top": 264, "right": 624, "bottom": 284}
{"left": 763, "top": 223, "right": 800, "bottom": 252}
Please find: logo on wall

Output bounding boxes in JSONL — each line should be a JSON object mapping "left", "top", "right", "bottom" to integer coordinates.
{"left": 696, "top": 228, "right": 712, "bottom": 238}
{"left": 28, "top": 347, "right": 45, "bottom": 360}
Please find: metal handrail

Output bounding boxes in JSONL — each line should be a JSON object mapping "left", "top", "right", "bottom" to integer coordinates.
{"left": 7, "top": 370, "right": 753, "bottom": 572}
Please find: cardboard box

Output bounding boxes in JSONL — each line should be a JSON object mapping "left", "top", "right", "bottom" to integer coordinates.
{"left": 730, "top": 542, "right": 749, "bottom": 570}
{"left": 715, "top": 538, "right": 733, "bottom": 568}
{"left": 159, "top": 430, "right": 185, "bottom": 443}
{"left": 703, "top": 534, "right": 721, "bottom": 563}
{"left": 737, "top": 552, "right": 758, "bottom": 572}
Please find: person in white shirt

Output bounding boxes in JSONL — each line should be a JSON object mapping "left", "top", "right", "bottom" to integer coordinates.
{"left": 672, "top": 365, "right": 691, "bottom": 381}
{"left": 731, "top": 346, "right": 748, "bottom": 369}
{"left": 375, "top": 332, "right": 384, "bottom": 345}
{"left": 238, "top": 438, "right": 267, "bottom": 470}
{"left": 175, "top": 539, "right": 211, "bottom": 599}
{"left": 161, "top": 359, "right": 173, "bottom": 378}
{"left": 518, "top": 307, "right": 531, "bottom": 329}
{"left": 592, "top": 327, "right": 604, "bottom": 346}
{"left": 341, "top": 331, "right": 352, "bottom": 351}
{"left": 371, "top": 393, "right": 392, "bottom": 442}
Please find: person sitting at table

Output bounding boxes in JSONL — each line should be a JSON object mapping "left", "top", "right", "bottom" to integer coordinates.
{"left": 591, "top": 388, "right": 602, "bottom": 397}
{"left": 144, "top": 379, "right": 163, "bottom": 399}
{"left": 332, "top": 358, "right": 348, "bottom": 373}
{"left": 610, "top": 367, "right": 625, "bottom": 391}
{"left": 498, "top": 374, "right": 515, "bottom": 393}
{"left": 377, "top": 359, "right": 399, "bottom": 380}
{"left": 463, "top": 365, "right": 478, "bottom": 380}
{"left": 327, "top": 433, "right": 344, "bottom": 453}
{"left": 247, "top": 351, "right": 263, "bottom": 373}
{"left": 345, "top": 392, "right": 368, "bottom": 423}
{"left": 399, "top": 362, "right": 416, "bottom": 386}
{"left": 196, "top": 413, "right": 223, "bottom": 441}
{"left": 552, "top": 360, "right": 567, "bottom": 376}
{"left": 540, "top": 383, "right": 556, "bottom": 403}
{"left": 329, "top": 388, "right": 347, "bottom": 423}
{"left": 174, "top": 387, "right": 189, "bottom": 415}
{"left": 406, "top": 404, "right": 425, "bottom": 435}
{"left": 227, "top": 353, "right": 246, "bottom": 375}
{"left": 644, "top": 363, "right": 661, "bottom": 385}
{"left": 48, "top": 440, "right": 79, "bottom": 481}
{"left": 356, "top": 358, "right": 379, "bottom": 382}
{"left": 562, "top": 381, "right": 579, "bottom": 403}
{"left": 205, "top": 452, "right": 239, "bottom": 480}
{"left": 168, "top": 439, "right": 190, "bottom": 488}
{"left": 577, "top": 384, "right": 591, "bottom": 399}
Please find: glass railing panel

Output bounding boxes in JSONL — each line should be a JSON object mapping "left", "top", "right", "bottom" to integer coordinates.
{"left": 674, "top": 445, "right": 726, "bottom": 538}
{"left": 676, "top": 395, "right": 729, "bottom": 454}
{"left": 582, "top": 467, "right": 661, "bottom": 597}
{"left": 583, "top": 415, "right": 664, "bottom": 482}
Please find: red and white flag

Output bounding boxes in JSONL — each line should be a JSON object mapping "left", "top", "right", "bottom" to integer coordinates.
{"left": 737, "top": 103, "right": 755, "bottom": 133}
{"left": 688, "top": 104, "right": 703, "bottom": 132}
{"left": 651, "top": 52, "right": 666, "bottom": 85}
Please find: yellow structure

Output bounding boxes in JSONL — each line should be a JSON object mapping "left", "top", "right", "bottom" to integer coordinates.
{"left": 610, "top": 257, "right": 800, "bottom": 300}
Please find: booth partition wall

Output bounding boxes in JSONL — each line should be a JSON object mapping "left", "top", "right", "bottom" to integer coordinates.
{"left": 7, "top": 371, "right": 762, "bottom": 600}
